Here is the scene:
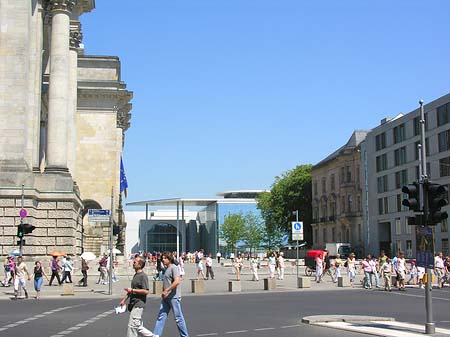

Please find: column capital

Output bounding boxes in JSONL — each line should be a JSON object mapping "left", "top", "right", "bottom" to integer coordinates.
{"left": 45, "top": 0, "right": 77, "bottom": 13}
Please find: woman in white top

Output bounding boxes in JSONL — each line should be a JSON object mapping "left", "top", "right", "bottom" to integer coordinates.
{"left": 233, "top": 254, "right": 244, "bottom": 281}
{"left": 268, "top": 252, "right": 276, "bottom": 279}
{"left": 346, "top": 253, "right": 356, "bottom": 285}
{"left": 250, "top": 255, "right": 259, "bottom": 281}
{"left": 315, "top": 254, "right": 323, "bottom": 283}
{"left": 395, "top": 251, "right": 409, "bottom": 291}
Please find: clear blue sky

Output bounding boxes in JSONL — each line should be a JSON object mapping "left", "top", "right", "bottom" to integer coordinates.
{"left": 81, "top": 0, "right": 450, "bottom": 205}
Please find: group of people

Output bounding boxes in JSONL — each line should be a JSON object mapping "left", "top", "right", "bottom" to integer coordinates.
{"left": 120, "top": 251, "right": 189, "bottom": 337}
{"left": 313, "top": 249, "right": 450, "bottom": 291}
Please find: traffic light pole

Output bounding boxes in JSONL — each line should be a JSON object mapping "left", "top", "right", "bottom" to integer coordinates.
{"left": 419, "top": 100, "right": 435, "bottom": 335}
{"left": 108, "top": 187, "right": 114, "bottom": 296}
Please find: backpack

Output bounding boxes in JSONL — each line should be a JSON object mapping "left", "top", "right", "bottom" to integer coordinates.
{"left": 195, "top": 255, "right": 200, "bottom": 264}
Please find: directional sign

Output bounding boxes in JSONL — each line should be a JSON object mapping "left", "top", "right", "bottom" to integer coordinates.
{"left": 19, "top": 208, "right": 27, "bottom": 219}
{"left": 88, "top": 209, "right": 111, "bottom": 222}
{"left": 292, "top": 221, "right": 304, "bottom": 241}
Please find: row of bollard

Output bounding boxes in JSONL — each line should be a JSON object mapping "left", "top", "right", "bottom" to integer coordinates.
{"left": 151, "top": 276, "right": 352, "bottom": 295}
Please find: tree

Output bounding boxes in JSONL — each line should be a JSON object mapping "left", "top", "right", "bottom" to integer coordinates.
{"left": 257, "top": 164, "right": 313, "bottom": 246}
{"left": 242, "top": 212, "right": 264, "bottom": 256}
{"left": 219, "top": 212, "right": 246, "bottom": 254}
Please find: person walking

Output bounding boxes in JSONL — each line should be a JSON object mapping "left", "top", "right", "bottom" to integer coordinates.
{"left": 361, "top": 255, "right": 373, "bottom": 289}
{"left": 250, "top": 255, "right": 259, "bottom": 281}
{"left": 78, "top": 257, "right": 89, "bottom": 287}
{"left": 196, "top": 251, "right": 206, "bottom": 280}
{"left": 381, "top": 257, "right": 393, "bottom": 291}
{"left": 98, "top": 253, "right": 108, "bottom": 284}
{"left": 205, "top": 253, "right": 214, "bottom": 280}
{"left": 268, "top": 252, "right": 276, "bottom": 279}
{"left": 153, "top": 251, "right": 189, "bottom": 337}
{"left": 346, "top": 253, "right": 356, "bottom": 286}
{"left": 48, "top": 255, "right": 62, "bottom": 286}
{"left": 233, "top": 254, "right": 243, "bottom": 281}
{"left": 119, "top": 256, "right": 156, "bottom": 337}
{"left": 216, "top": 251, "right": 221, "bottom": 264}
{"left": 31, "top": 261, "right": 49, "bottom": 299}
{"left": 277, "top": 252, "right": 285, "bottom": 280}
{"left": 435, "top": 251, "right": 445, "bottom": 288}
{"left": 395, "top": 251, "right": 409, "bottom": 291}
{"left": 315, "top": 253, "right": 323, "bottom": 283}
{"left": 334, "top": 253, "right": 343, "bottom": 282}
{"left": 14, "top": 256, "right": 31, "bottom": 299}
{"left": 2, "top": 256, "right": 13, "bottom": 287}
{"left": 61, "top": 256, "right": 73, "bottom": 283}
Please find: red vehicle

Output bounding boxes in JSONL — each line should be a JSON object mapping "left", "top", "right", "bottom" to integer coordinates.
{"left": 304, "top": 249, "right": 325, "bottom": 276}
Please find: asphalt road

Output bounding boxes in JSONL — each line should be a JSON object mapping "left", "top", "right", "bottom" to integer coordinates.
{"left": 1, "top": 287, "right": 450, "bottom": 337}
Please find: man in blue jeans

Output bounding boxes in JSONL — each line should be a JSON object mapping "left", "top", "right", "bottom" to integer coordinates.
{"left": 153, "top": 251, "right": 189, "bottom": 337}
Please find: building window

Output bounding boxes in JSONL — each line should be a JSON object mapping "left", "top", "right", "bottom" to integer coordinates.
{"left": 356, "top": 165, "right": 360, "bottom": 186}
{"left": 313, "top": 181, "right": 318, "bottom": 196}
{"left": 358, "top": 223, "right": 362, "bottom": 242}
{"left": 330, "top": 174, "right": 335, "bottom": 191}
{"left": 438, "top": 130, "right": 450, "bottom": 152}
{"left": 357, "top": 195, "right": 361, "bottom": 212}
{"left": 414, "top": 114, "right": 428, "bottom": 136}
{"left": 395, "top": 169, "right": 408, "bottom": 189}
{"left": 396, "top": 240, "right": 402, "bottom": 253}
{"left": 341, "top": 196, "right": 345, "bottom": 214}
{"left": 376, "top": 153, "right": 388, "bottom": 172}
{"left": 321, "top": 177, "right": 326, "bottom": 194}
{"left": 332, "top": 227, "right": 336, "bottom": 242}
{"left": 395, "top": 218, "right": 402, "bottom": 235}
{"left": 442, "top": 239, "right": 449, "bottom": 256}
{"left": 396, "top": 194, "right": 402, "bottom": 212}
{"left": 442, "top": 218, "right": 448, "bottom": 232}
{"left": 393, "top": 123, "right": 406, "bottom": 144}
{"left": 377, "top": 175, "right": 388, "bottom": 193}
{"left": 376, "top": 132, "right": 386, "bottom": 151}
{"left": 406, "top": 240, "right": 413, "bottom": 258}
{"left": 394, "top": 147, "right": 407, "bottom": 166}
{"left": 378, "top": 197, "right": 389, "bottom": 215}
{"left": 330, "top": 200, "right": 336, "bottom": 218}
{"left": 406, "top": 220, "right": 412, "bottom": 234}
{"left": 323, "top": 228, "right": 327, "bottom": 242}
{"left": 314, "top": 229, "right": 318, "bottom": 243}
{"left": 346, "top": 166, "right": 352, "bottom": 183}
{"left": 440, "top": 157, "right": 450, "bottom": 177}
{"left": 347, "top": 195, "right": 353, "bottom": 213}
{"left": 437, "top": 102, "right": 450, "bottom": 127}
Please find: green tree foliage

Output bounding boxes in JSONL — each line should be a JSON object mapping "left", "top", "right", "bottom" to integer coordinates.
{"left": 242, "top": 212, "right": 264, "bottom": 255}
{"left": 257, "top": 164, "right": 313, "bottom": 246}
{"left": 219, "top": 212, "right": 246, "bottom": 253}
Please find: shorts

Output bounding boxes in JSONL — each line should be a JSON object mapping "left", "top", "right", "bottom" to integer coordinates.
{"left": 397, "top": 271, "right": 405, "bottom": 281}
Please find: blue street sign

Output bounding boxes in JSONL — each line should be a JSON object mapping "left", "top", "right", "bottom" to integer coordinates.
{"left": 88, "top": 209, "right": 111, "bottom": 222}
{"left": 416, "top": 226, "right": 434, "bottom": 269}
{"left": 293, "top": 222, "right": 302, "bottom": 231}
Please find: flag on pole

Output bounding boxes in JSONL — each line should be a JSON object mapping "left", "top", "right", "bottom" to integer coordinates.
{"left": 120, "top": 156, "right": 128, "bottom": 198}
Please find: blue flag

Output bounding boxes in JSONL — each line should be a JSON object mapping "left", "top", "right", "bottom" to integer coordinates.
{"left": 120, "top": 157, "right": 128, "bottom": 198}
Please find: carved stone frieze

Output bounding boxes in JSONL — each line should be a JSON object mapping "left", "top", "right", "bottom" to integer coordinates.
{"left": 70, "top": 25, "right": 83, "bottom": 49}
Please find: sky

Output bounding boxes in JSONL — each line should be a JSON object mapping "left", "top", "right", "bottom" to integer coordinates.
{"left": 80, "top": 0, "right": 450, "bottom": 207}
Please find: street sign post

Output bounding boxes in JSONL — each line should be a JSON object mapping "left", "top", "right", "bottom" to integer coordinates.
{"left": 291, "top": 221, "right": 304, "bottom": 241}
{"left": 88, "top": 209, "right": 111, "bottom": 222}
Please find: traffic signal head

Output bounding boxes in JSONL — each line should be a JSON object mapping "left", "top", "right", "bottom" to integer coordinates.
{"left": 402, "top": 182, "right": 420, "bottom": 212}
{"left": 22, "top": 223, "right": 36, "bottom": 234}
{"left": 17, "top": 224, "right": 24, "bottom": 238}
{"left": 427, "top": 183, "right": 448, "bottom": 225}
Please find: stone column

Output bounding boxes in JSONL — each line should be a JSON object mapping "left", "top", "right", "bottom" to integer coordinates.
{"left": 45, "top": 0, "right": 76, "bottom": 173}
{"left": 67, "top": 22, "right": 82, "bottom": 180}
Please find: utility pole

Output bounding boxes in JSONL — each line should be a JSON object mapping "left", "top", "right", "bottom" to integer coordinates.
{"left": 108, "top": 187, "right": 114, "bottom": 296}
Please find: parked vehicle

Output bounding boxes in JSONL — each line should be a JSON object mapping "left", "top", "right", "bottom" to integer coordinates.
{"left": 325, "top": 243, "right": 352, "bottom": 259}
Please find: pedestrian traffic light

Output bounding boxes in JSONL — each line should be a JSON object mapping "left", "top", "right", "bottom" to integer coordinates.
{"left": 17, "top": 224, "right": 24, "bottom": 238}
{"left": 426, "top": 182, "right": 449, "bottom": 225}
{"left": 402, "top": 182, "right": 420, "bottom": 212}
{"left": 113, "top": 225, "right": 120, "bottom": 236}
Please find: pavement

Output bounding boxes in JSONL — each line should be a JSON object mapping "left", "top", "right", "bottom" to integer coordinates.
{"left": 2, "top": 259, "right": 450, "bottom": 336}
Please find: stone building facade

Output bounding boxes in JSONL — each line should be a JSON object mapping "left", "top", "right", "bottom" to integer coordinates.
{"left": 0, "top": 1, "right": 132, "bottom": 256}
{"left": 310, "top": 131, "right": 368, "bottom": 256}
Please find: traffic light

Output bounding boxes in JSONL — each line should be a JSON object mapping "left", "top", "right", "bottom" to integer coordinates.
{"left": 427, "top": 183, "right": 449, "bottom": 225}
{"left": 17, "top": 224, "right": 24, "bottom": 238}
{"left": 113, "top": 225, "right": 120, "bottom": 236}
{"left": 17, "top": 223, "right": 36, "bottom": 238}
{"left": 402, "top": 182, "right": 420, "bottom": 212}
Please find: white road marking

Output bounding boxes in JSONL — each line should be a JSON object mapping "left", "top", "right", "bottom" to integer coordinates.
{"left": 280, "top": 324, "right": 301, "bottom": 328}
{"left": 197, "top": 334, "right": 219, "bottom": 336}
{"left": 253, "top": 327, "right": 275, "bottom": 331}
{"left": 48, "top": 310, "right": 114, "bottom": 337}
{"left": 225, "top": 330, "right": 249, "bottom": 334}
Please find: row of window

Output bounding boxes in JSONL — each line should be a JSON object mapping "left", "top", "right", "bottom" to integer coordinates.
{"left": 313, "top": 194, "right": 362, "bottom": 220}
{"left": 313, "top": 225, "right": 361, "bottom": 244}
{"left": 375, "top": 102, "right": 450, "bottom": 152}
{"left": 313, "top": 165, "right": 360, "bottom": 196}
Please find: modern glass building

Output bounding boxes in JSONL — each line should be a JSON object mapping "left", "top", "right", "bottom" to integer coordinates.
{"left": 126, "top": 191, "right": 264, "bottom": 256}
